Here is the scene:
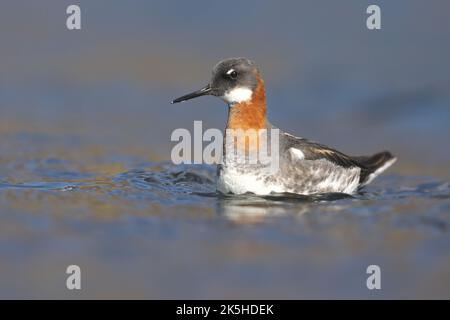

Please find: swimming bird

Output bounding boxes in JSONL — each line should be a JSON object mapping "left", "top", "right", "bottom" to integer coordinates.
{"left": 172, "top": 58, "right": 396, "bottom": 195}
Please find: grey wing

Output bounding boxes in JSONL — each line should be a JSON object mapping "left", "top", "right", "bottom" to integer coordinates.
{"left": 281, "top": 132, "right": 371, "bottom": 182}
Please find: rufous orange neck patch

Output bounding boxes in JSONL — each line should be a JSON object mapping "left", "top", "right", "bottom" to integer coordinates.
{"left": 225, "top": 75, "right": 267, "bottom": 156}
{"left": 226, "top": 75, "right": 267, "bottom": 131}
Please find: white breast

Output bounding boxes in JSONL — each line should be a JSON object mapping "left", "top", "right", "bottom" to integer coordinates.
{"left": 217, "top": 159, "right": 362, "bottom": 196}
{"left": 217, "top": 167, "right": 283, "bottom": 195}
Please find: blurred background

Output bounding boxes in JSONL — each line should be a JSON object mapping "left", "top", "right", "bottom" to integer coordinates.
{"left": 1, "top": 0, "right": 449, "bottom": 299}
{"left": 2, "top": 0, "right": 449, "bottom": 174}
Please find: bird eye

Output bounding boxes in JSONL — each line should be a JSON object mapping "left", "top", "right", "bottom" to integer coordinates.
{"left": 227, "top": 70, "right": 238, "bottom": 80}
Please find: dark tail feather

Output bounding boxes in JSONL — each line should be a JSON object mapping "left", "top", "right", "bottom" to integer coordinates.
{"left": 358, "top": 151, "right": 395, "bottom": 171}
{"left": 356, "top": 151, "right": 397, "bottom": 185}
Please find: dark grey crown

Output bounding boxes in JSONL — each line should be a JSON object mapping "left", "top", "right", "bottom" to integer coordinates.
{"left": 210, "top": 58, "right": 259, "bottom": 97}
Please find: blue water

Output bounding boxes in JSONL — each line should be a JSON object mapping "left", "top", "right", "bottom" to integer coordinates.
{"left": 1, "top": 146, "right": 450, "bottom": 298}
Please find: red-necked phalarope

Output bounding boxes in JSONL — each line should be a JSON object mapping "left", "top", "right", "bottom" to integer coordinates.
{"left": 172, "top": 58, "right": 396, "bottom": 195}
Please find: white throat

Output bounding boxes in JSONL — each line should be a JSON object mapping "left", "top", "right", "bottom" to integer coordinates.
{"left": 222, "top": 87, "right": 253, "bottom": 105}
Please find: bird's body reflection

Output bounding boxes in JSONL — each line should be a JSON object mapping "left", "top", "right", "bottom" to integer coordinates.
{"left": 216, "top": 192, "right": 354, "bottom": 224}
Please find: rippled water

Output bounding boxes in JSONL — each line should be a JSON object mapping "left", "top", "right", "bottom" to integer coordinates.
{"left": 1, "top": 133, "right": 450, "bottom": 299}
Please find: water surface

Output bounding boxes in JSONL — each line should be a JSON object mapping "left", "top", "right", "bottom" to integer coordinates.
{"left": 1, "top": 131, "right": 449, "bottom": 299}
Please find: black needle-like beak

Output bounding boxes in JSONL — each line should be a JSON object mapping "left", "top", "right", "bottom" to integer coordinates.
{"left": 171, "top": 84, "right": 212, "bottom": 104}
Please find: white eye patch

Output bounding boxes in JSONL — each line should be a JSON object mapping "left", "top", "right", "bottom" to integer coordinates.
{"left": 226, "top": 69, "right": 235, "bottom": 75}
{"left": 223, "top": 87, "right": 253, "bottom": 105}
